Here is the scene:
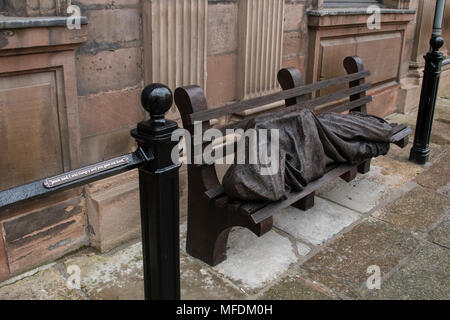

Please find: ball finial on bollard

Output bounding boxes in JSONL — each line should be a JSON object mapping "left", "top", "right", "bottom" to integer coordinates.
{"left": 141, "top": 84, "right": 173, "bottom": 122}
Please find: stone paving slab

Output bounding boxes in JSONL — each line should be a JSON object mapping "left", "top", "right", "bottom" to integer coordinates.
{"left": 0, "top": 267, "right": 85, "bottom": 300}
{"left": 435, "top": 97, "right": 450, "bottom": 121}
{"left": 389, "top": 98, "right": 450, "bottom": 127}
{"left": 180, "top": 252, "right": 245, "bottom": 300}
{"left": 415, "top": 146, "right": 450, "bottom": 194}
{"left": 64, "top": 242, "right": 144, "bottom": 300}
{"left": 387, "top": 107, "right": 450, "bottom": 146}
{"left": 428, "top": 215, "right": 450, "bottom": 249}
{"left": 385, "top": 110, "right": 415, "bottom": 126}
{"left": 213, "top": 228, "right": 298, "bottom": 290}
{"left": 363, "top": 243, "right": 450, "bottom": 300}
{"left": 372, "top": 186, "right": 450, "bottom": 233}
{"left": 317, "top": 177, "right": 392, "bottom": 214}
{"left": 427, "top": 121, "right": 450, "bottom": 145}
{"left": 368, "top": 156, "right": 424, "bottom": 187}
{"left": 274, "top": 198, "right": 360, "bottom": 245}
{"left": 61, "top": 241, "right": 245, "bottom": 300}
{"left": 386, "top": 142, "right": 444, "bottom": 165}
{"left": 260, "top": 275, "right": 335, "bottom": 300}
{"left": 299, "top": 218, "right": 420, "bottom": 299}
{"left": 437, "top": 182, "right": 450, "bottom": 197}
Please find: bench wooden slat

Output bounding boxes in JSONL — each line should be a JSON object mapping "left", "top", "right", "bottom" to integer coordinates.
{"left": 391, "top": 123, "right": 407, "bottom": 135}
{"left": 392, "top": 128, "right": 412, "bottom": 141}
{"left": 391, "top": 127, "right": 412, "bottom": 146}
{"left": 193, "top": 140, "right": 239, "bottom": 168}
{"left": 239, "top": 201, "right": 271, "bottom": 215}
{"left": 327, "top": 95, "right": 372, "bottom": 113}
{"left": 204, "top": 185, "right": 225, "bottom": 200}
{"left": 189, "top": 70, "right": 371, "bottom": 124}
{"left": 250, "top": 163, "right": 358, "bottom": 224}
{"left": 292, "top": 83, "right": 371, "bottom": 111}
{"left": 214, "top": 196, "right": 247, "bottom": 213}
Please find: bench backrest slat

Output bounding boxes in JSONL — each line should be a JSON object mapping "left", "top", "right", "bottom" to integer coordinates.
{"left": 207, "top": 88, "right": 371, "bottom": 135}
{"left": 188, "top": 69, "right": 370, "bottom": 124}
{"left": 291, "top": 82, "right": 371, "bottom": 111}
{"left": 327, "top": 95, "right": 372, "bottom": 114}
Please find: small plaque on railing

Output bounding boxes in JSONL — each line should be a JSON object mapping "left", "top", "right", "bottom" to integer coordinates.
{"left": 43, "top": 156, "right": 130, "bottom": 189}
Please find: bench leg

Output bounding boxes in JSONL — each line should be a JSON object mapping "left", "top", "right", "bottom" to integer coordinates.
{"left": 292, "top": 192, "right": 315, "bottom": 211}
{"left": 357, "top": 159, "right": 371, "bottom": 174}
{"left": 340, "top": 166, "right": 358, "bottom": 182}
{"left": 186, "top": 214, "right": 273, "bottom": 266}
{"left": 186, "top": 220, "right": 231, "bottom": 267}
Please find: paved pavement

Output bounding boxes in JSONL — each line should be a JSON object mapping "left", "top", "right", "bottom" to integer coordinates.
{"left": 0, "top": 97, "right": 449, "bottom": 300}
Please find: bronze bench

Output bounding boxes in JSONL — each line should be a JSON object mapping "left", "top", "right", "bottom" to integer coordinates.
{"left": 174, "top": 56, "right": 411, "bottom": 266}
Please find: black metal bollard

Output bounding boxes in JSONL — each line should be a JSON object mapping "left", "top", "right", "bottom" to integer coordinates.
{"left": 409, "top": 0, "right": 446, "bottom": 164}
{"left": 131, "top": 84, "right": 181, "bottom": 300}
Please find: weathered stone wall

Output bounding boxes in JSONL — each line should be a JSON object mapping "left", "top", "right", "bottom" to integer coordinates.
{"left": 0, "top": 15, "right": 89, "bottom": 282}
{"left": 206, "top": 0, "right": 238, "bottom": 107}
{"left": 68, "top": 0, "right": 145, "bottom": 257}
{"left": 3, "top": 0, "right": 70, "bottom": 16}
{"left": 282, "top": 0, "right": 308, "bottom": 76}
{"left": 206, "top": 0, "right": 308, "bottom": 107}
{"left": 72, "top": 0, "right": 144, "bottom": 166}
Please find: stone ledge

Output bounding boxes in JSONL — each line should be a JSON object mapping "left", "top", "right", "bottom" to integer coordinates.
{"left": 307, "top": 8, "right": 415, "bottom": 27}
{"left": 0, "top": 15, "right": 88, "bottom": 29}
{"left": 0, "top": 17, "right": 88, "bottom": 54}
{"left": 307, "top": 8, "right": 415, "bottom": 17}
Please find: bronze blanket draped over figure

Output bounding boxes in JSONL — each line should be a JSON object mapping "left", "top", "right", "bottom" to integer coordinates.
{"left": 222, "top": 109, "right": 396, "bottom": 202}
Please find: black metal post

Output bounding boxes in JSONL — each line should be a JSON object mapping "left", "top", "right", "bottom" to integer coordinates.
{"left": 409, "top": 0, "right": 446, "bottom": 164}
{"left": 131, "top": 84, "right": 181, "bottom": 300}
